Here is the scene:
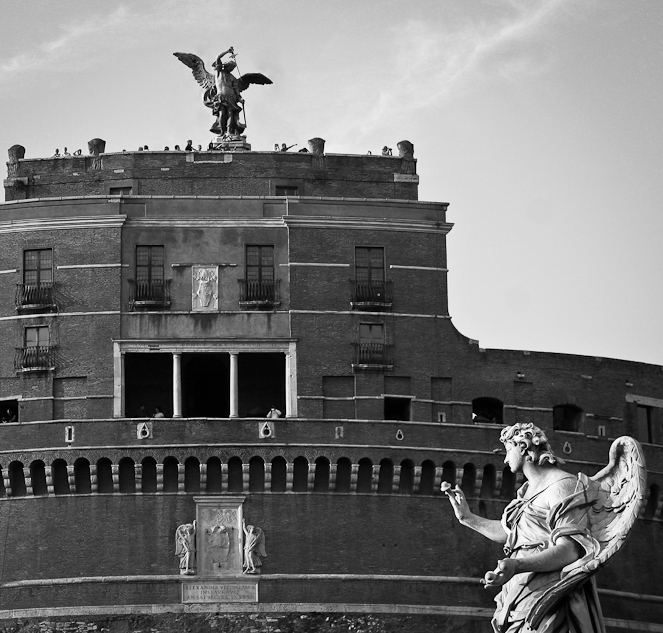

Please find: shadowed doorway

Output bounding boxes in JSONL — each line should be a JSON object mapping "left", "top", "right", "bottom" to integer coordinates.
{"left": 125, "top": 353, "right": 172, "bottom": 418}
{"left": 238, "top": 353, "right": 285, "bottom": 417}
{"left": 182, "top": 353, "right": 230, "bottom": 417}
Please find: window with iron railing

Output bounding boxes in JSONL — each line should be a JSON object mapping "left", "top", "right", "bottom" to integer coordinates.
{"left": 239, "top": 245, "right": 280, "bottom": 307}
{"left": 130, "top": 246, "right": 170, "bottom": 309}
{"left": 353, "top": 323, "right": 393, "bottom": 368}
{"left": 15, "top": 325, "right": 55, "bottom": 371}
{"left": 352, "top": 247, "right": 392, "bottom": 309}
{"left": 17, "top": 248, "right": 56, "bottom": 312}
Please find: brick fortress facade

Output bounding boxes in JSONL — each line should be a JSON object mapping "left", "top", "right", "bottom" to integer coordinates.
{"left": 1, "top": 142, "right": 662, "bottom": 632}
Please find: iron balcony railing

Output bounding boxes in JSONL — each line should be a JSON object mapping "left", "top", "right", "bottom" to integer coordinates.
{"left": 238, "top": 279, "right": 281, "bottom": 308}
{"left": 14, "top": 346, "right": 56, "bottom": 371}
{"left": 128, "top": 279, "right": 171, "bottom": 310}
{"left": 350, "top": 279, "right": 393, "bottom": 310}
{"left": 15, "top": 283, "right": 56, "bottom": 312}
{"left": 352, "top": 342, "right": 394, "bottom": 368}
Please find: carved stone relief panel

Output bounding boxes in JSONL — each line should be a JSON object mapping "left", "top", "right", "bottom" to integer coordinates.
{"left": 192, "top": 266, "right": 219, "bottom": 312}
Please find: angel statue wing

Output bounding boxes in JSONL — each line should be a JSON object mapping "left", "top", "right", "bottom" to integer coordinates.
{"left": 255, "top": 527, "right": 267, "bottom": 558}
{"left": 173, "top": 52, "right": 215, "bottom": 91}
{"left": 237, "top": 73, "right": 273, "bottom": 92}
{"left": 528, "top": 436, "right": 646, "bottom": 629}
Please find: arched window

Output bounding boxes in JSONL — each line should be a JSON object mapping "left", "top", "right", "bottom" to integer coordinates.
{"left": 206, "top": 457, "right": 222, "bottom": 493}
{"left": 185, "top": 457, "right": 201, "bottom": 493}
{"left": 335, "top": 458, "right": 352, "bottom": 493}
{"left": 292, "top": 457, "right": 309, "bottom": 492}
{"left": 119, "top": 458, "right": 136, "bottom": 493}
{"left": 271, "top": 457, "right": 287, "bottom": 492}
{"left": 472, "top": 397, "right": 504, "bottom": 425}
{"left": 442, "top": 460, "right": 456, "bottom": 487}
{"left": 52, "top": 459, "right": 69, "bottom": 495}
{"left": 419, "top": 460, "right": 436, "bottom": 495}
{"left": 141, "top": 457, "right": 157, "bottom": 493}
{"left": 480, "top": 464, "right": 496, "bottom": 498}
{"left": 249, "top": 456, "right": 265, "bottom": 493}
{"left": 227, "top": 457, "right": 243, "bottom": 493}
{"left": 377, "top": 459, "right": 393, "bottom": 494}
{"left": 356, "top": 458, "right": 373, "bottom": 493}
{"left": 313, "top": 457, "right": 330, "bottom": 492}
{"left": 9, "top": 461, "right": 26, "bottom": 497}
{"left": 461, "top": 463, "right": 476, "bottom": 496}
{"left": 553, "top": 404, "right": 583, "bottom": 432}
{"left": 644, "top": 483, "right": 660, "bottom": 520}
{"left": 30, "top": 460, "right": 48, "bottom": 496}
{"left": 97, "top": 458, "right": 113, "bottom": 494}
{"left": 501, "top": 466, "right": 516, "bottom": 499}
{"left": 399, "top": 459, "right": 414, "bottom": 494}
{"left": 163, "top": 457, "right": 179, "bottom": 492}
{"left": 74, "top": 458, "right": 91, "bottom": 494}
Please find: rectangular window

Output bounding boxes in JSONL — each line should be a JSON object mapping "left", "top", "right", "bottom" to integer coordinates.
{"left": 637, "top": 404, "right": 653, "bottom": 443}
{"left": 246, "top": 245, "right": 274, "bottom": 282}
{"left": 25, "top": 325, "right": 49, "bottom": 348}
{"left": 355, "top": 247, "right": 385, "bottom": 283}
{"left": 275, "top": 186, "right": 298, "bottom": 196}
{"left": 136, "top": 246, "right": 165, "bottom": 282}
{"left": 359, "top": 323, "right": 384, "bottom": 344}
{"left": 23, "top": 248, "right": 53, "bottom": 285}
{"left": 109, "top": 186, "right": 133, "bottom": 196}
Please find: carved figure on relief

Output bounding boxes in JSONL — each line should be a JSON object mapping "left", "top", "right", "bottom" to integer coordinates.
{"left": 443, "top": 422, "right": 646, "bottom": 633}
{"left": 192, "top": 266, "right": 219, "bottom": 311}
{"left": 175, "top": 521, "right": 196, "bottom": 575}
{"left": 242, "top": 519, "right": 266, "bottom": 574}
{"left": 206, "top": 524, "right": 231, "bottom": 569}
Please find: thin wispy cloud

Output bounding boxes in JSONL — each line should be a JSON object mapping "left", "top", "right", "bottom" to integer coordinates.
{"left": 330, "top": 0, "right": 571, "bottom": 143}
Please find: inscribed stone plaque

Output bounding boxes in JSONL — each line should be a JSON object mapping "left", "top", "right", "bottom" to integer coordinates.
{"left": 182, "top": 580, "right": 258, "bottom": 603}
{"left": 192, "top": 266, "right": 219, "bottom": 311}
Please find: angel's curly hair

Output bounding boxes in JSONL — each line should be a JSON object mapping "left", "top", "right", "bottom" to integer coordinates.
{"left": 500, "top": 422, "right": 563, "bottom": 465}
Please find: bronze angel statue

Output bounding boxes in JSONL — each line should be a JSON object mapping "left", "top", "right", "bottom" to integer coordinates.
{"left": 444, "top": 422, "right": 646, "bottom": 633}
{"left": 174, "top": 47, "right": 272, "bottom": 138}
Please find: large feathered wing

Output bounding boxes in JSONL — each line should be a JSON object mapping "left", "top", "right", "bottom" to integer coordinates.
{"left": 173, "top": 52, "right": 215, "bottom": 90}
{"left": 527, "top": 436, "right": 646, "bottom": 629}
{"left": 237, "top": 73, "right": 273, "bottom": 92}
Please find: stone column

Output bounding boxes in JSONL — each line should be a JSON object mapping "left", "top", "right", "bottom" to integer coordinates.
{"left": 113, "top": 344, "right": 125, "bottom": 417}
{"left": 229, "top": 352, "right": 239, "bottom": 418}
{"left": 392, "top": 465, "right": 402, "bottom": 494}
{"left": 111, "top": 464, "right": 120, "bottom": 493}
{"left": 23, "top": 468, "right": 33, "bottom": 497}
{"left": 412, "top": 466, "right": 422, "bottom": 494}
{"left": 264, "top": 463, "right": 273, "bottom": 492}
{"left": 173, "top": 352, "right": 182, "bottom": 418}
{"left": 371, "top": 465, "right": 380, "bottom": 493}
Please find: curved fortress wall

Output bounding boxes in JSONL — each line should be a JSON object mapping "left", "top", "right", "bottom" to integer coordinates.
{"left": 0, "top": 149, "right": 662, "bottom": 629}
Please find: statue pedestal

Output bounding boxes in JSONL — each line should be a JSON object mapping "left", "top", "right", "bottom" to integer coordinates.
{"left": 211, "top": 135, "right": 251, "bottom": 151}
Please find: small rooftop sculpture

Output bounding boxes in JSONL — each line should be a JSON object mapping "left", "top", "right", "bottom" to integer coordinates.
{"left": 174, "top": 47, "right": 272, "bottom": 140}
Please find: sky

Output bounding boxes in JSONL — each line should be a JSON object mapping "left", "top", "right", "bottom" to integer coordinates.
{"left": 1, "top": 0, "right": 662, "bottom": 365}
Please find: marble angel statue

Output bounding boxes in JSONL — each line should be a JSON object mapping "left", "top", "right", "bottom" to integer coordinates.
{"left": 242, "top": 518, "right": 267, "bottom": 574}
{"left": 175, "top": 520, "right": 196, "bottom": 575}
{"left": 443, "top": 422, "right": 646, "bottom": 633}
{"left": 174, "top": 47, "right": 272, "bottom": 138}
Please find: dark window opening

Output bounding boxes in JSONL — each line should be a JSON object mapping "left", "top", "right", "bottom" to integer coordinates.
{"left": 335, "top": 458, "right": 352, "bottom": 492}
{"left": 238, "top": 353, "right": 285, "bottom": 418}
{"left": 74, "top": 459, "right": 91, "bottom": 494}
{"left": 125, "top": 353, "right": 173, "bottom": 419}
{"left": 1, "top": 400, "right": 19, "bottom": 423}
{"left": 419, "top": 460, "right": 435, "bottom": 495}
{"left": 501, "top": 467, "right": 517, "bottom": 499}
{"left": 249, "top": 457, "right": 265, "bottom": 493}
{"left": 206, "top": 457, "right": 222, "bottom": 493}
{"left": 461, "top": 463, "right": 476, "bottom": 496}
{"left": 293, "top": 456, "right": 309, "bottom": 492}
{"left": 480, "top": 464, "right": 497, "bottom": 499}
{"left": 141, "top": 457, "right": 157, "bottom": 493}
{"left": 185, "top": 457, "right": 201, "bottom": 493}
{"left": 637, "top": 405, "right": 653, "bottom": 444}
{"left": 442, "top": 461, "right": 456, "bottom": 487}
{"left": 97, "top": 459, "right": 113, "bottom": 494}
{"left": 30, "top": 461, "right": 48, "bottom": 496}
{"left": 136, "top": 246, "right": 164, "bottom": 283}
{"left": 9, "top": 462, "right": 26, "bottom": 497}
{"left": 314, "top": 457, "right": 330, "bottom": 492}
{"left": 472, "top": 397, "right": 504, "bottom": 425}
{"left": 119, "top": 458, "right": 136, "bottom": 493}
{"left": 163, "top": 457, "right": 179, "bottom": 492}
{"left": 377, "top": 459, "right": 394, "bottom": 494}
{"left": 131, "top": 245, "right": 169, "bottom": 309}
{"left": 271, "top": 457, "right": 287, "bottom": 492}
{"left": 357, "top": 458, "right": 373, "bottom": 493}
{"left": 227, "top": 457, "right": 243, "bottom": 492}
{"left": 275, "top": 186, "right": 298, "bottom": 196}
{"left": 553, "top": 404, "right": 583, "bottom": 432}
{"left": 352, "top": 247, "right": 392, "bottom": 309}
{"left": 109, "top": 186, "right": 133, "bottom": 196}
{"left": 384, "top": 396, "right": 411, "bottom": 421}
{"left": 52, "top": 459, "right": 69, "bottom": 495}
{"left": 644, "top": 484, "right": 660, "bottom": 520}
{"left": 398, "top": 460, "right": 414, "bottom": 494}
